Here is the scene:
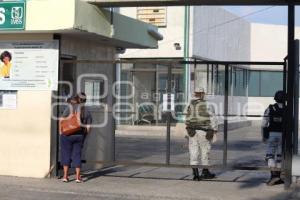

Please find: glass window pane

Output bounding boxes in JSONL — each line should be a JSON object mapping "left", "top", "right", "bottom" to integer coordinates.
{"left": 233, "top": 68, "right": 243, "bottom": 96}
{"left": 248, "top": 71, "right": 260, "bottom": 97}
{"left": 217, "top": 65, "right": 225, "bottom": 95}
{"left": 84, "top": 81, "right": 94, "bottom": 104}
{"left": 207, "top": 65, "right": 213, "bottom": 95}
{"left": 194, "top": 64, "right": 207, "bottom": 92}
{"left": 260, "top": 71, "right": 283, "bottom": 97}
{"left": 94, "top": 82, "right": 100, "bottom": 97}
{"left": 213, "top": 64, "right": 218, "bottom": 95}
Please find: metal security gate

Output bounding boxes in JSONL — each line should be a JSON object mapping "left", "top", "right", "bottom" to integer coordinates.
{"left": 89, "top": 59, "right": 286, "bottom": 170}
{"left": 51, "top": 58, "right": 298, "bottom": 189}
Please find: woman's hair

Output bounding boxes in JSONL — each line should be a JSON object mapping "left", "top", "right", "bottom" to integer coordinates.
{"left": 0, "top": 51, "right": 12, "bottom": 62}
{"left": 79, "top": 92, "right": 87, "bottom": 103}
{"left": 73, "top": 92, "right": 87, "bottom": 103}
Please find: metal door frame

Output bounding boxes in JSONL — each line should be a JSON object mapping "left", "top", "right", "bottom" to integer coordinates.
{"left": 115, "top": 59, "right": 286, "bottom": 168}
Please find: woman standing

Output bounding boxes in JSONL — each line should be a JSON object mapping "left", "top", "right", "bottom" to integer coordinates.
{"left": 59, "top": 93, "right": 92, "bottom": 183}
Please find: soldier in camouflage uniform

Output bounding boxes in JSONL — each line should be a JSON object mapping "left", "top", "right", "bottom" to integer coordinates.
{"left": 185, "top": 87, "right": 218, "bottom": 181}
{"left": 262, "top": 90, "right": 285, "bottom": 186}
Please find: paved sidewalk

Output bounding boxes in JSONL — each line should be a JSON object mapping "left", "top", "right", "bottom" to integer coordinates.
{"left": 0, "top": 166, "right": 298, "bottom": 200}
{"left": 2, "top": 123, "right": 297, "bottom": 200}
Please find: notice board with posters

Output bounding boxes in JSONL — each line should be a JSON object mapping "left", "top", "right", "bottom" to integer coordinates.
{"left": 0, "top": 41, "right": 59, "bottom": 91}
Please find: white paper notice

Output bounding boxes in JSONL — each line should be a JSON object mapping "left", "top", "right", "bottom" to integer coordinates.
{"left": 163, "top": 93, "right": 175, "bottom": 112}
{"left": 2, "top": 94, "right": 17, "bottom": 109}
{"left": 0, "top": 41, "right": 59, "bottom": 91}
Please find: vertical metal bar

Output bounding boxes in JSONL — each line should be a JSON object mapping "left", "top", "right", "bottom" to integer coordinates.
{"left": 258, "top": 70, "right": 261, "bottom": 96}
{"left": 166, "top": 64, "right": 172, "bottom": 165}
{"left": 285, "top": 3, "right": 295, "bottom": 189}
{"left": 216, "top": 64, "right": 219, "bottom": 94}
{"left": 283, "top": 59, "right": 287, "bottom": 94}
{"left": 230, "top": 66, "right": 233, "bottom": 96}
{"left": 194, "top": 59, "right": 196, "bottom": 91}
{"left": 211, "top": 64, "right": 214, "bottom": 94}
{"left": 223, "top": 65, "right": 229, "bottom": 168}
{"left": 50, "top": 34, "right": 61, "bottom": 177}
{"left": 132, "top": 65, "right": 135, "bottom": 126}
{"left": 206, "top": 64, "right": 209, "bottom": 91}
{"left": 156, "top": 64, "right": 159, "bottom": 125}
{"left": 183, "top": 6, "right": 190, "bottom": 105}
{"left": 112, "top": 62, "right": 117, "bottom": 162}
{"left": 282, "top": 59, "right": 287, "bottom": 172}
{"left": 116, "top": 62, "right": 121, "bottom": 126}
{"left": 294, "top": 40, "right": 299, "bottom": 155}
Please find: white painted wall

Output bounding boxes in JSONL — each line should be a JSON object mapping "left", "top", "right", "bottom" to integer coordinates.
{"left": 26, "top": 0, "right": 75, "bottom": 31}
{"left": 0, "top": 34, "right": 53, "bottom": 178}
{"left": 120, "top": 7, "right": 185, "bottom": 58}
{"left": 120, "top": 6, "right": 252, "bottom": 61}
{"left": 250, "top": 23, "right": 300, "bottom": 64}
{"left": 192, "top": 6, "right": 251, "bottom": 61}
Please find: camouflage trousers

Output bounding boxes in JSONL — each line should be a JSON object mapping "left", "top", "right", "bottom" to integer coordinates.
{"left": 188, "top": 130, "right": 211, "bottom": 166}
{"left": 266, "top": 132, "right": 282, "bottom": 169}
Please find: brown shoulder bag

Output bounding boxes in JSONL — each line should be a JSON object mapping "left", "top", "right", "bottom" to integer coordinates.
{"left": 60, "top": 111, "right": 82, "bottom": 136}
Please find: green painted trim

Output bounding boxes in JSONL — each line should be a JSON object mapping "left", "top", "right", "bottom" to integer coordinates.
{"left": 109, "top": 10, "right": 158, "bottom": 48}
{"left": 183, "top": 6, "right": 190, "bottom": 101}
{"left": 181, "top": 5, "right": 190, "bottom": 122}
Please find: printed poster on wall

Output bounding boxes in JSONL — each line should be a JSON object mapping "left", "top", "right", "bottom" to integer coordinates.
{"left": 0, "top": 41, "right": 59, "bottom": 90}
{"left": 162, "top": 93, "right": 175, "bottom": 112}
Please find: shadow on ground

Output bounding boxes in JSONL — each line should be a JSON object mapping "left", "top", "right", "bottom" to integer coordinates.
{"left": 115, "top": 135, "right": 267, "bottom": 168}
{"left": 251, "top": 185, "right": 300, "bottom": 200}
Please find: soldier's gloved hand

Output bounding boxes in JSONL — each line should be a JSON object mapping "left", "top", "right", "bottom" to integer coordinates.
{"left": 186, "top": 127, "right": 196, "bottom": 137}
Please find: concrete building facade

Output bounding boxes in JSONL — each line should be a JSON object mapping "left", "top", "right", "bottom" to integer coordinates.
{"left": 119, "top": 6, "right": 295, "bottom": 121}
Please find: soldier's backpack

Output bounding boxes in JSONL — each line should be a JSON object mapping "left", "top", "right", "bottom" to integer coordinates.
{"left": 186, "top": 99, "right": 212, "bottom": 131}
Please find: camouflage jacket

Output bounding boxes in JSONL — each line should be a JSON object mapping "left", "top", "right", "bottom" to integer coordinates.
{"left": 185, "top": 99, "right": 218, "bottom": 131}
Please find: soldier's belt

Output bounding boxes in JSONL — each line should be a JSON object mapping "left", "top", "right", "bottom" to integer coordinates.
{"left": 187, "top": 127, "right": 213, "bottom": 132}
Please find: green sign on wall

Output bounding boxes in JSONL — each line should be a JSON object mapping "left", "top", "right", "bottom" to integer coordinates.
{"left": 0, "top": 1, "right": 25, "bottom": 30}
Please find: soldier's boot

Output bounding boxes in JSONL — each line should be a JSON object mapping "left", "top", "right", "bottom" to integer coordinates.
{"left": 192, "top": 168, "right": 201, "bottom": 181}
{"left": 201, "top": 168, "right": 216, "bottom": 179}
{"left": 267, "top": 171, "right": 284, "bottom": 186}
